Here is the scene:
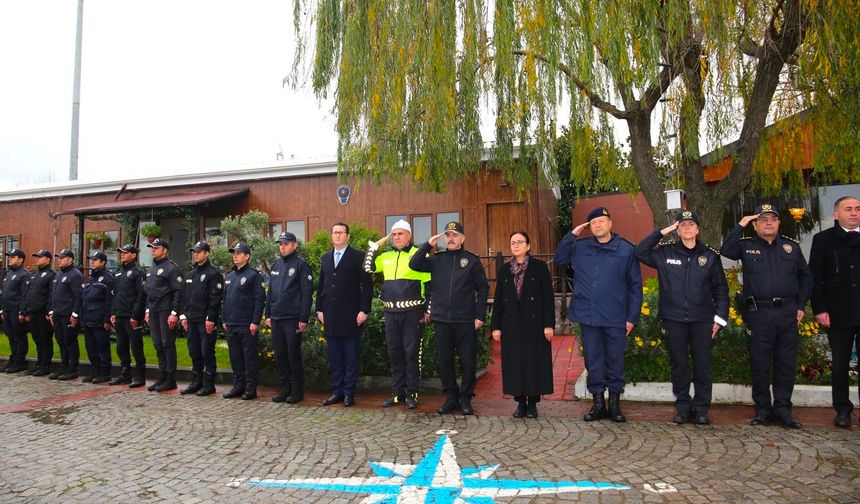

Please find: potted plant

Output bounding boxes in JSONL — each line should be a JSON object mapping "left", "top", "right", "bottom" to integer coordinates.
{"left": 84, "top": 231, "right": 110, "bottom": 250}
{"left": 140, "top": 223, "right": 162, "bottom": 244}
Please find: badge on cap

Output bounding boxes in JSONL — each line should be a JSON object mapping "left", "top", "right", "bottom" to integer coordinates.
{"left": 761, "top": 204, "right": 773, "bottom": 212}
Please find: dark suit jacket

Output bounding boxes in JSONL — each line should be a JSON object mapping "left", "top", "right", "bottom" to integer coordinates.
{"left": 809, "top": 223, "right": 860, "bottom": 327}
{"left": 315, "top": 245, "right": 373, "bottom": 338}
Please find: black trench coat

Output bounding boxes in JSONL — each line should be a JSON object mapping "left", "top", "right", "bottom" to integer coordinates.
{"left": 491, "top": 257, "right": 555, "bottom": 397}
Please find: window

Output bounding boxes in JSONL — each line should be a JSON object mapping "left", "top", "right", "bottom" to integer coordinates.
{"left": 205, "top": 218, "right": 227, "bottom": 247}
{"left": 268, "top": 222, "right": 283, "bottom": 239}
{"left": 70, "top": 232, "right": 80, "bottom": 260}
{"left": 412, "top": 215, "right": 431, "bottom": 244}
{"left": 287, "top": 220, "right": 306, "bottom": 242}
{"left": 2, "top": 235, "right": 20, "bottom": 269}
{"left": 385, "top": 215, "right": 407, "bottom": 234}
{"left": 436, "top": 212, "right": 460, "bottom": 234}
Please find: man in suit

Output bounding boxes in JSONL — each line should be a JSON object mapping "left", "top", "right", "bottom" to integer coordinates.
{"left": 316, "top": 223, "right": 373, "bottom": 407}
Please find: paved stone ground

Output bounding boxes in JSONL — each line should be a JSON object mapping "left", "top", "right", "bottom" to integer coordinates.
{"left": 1, "top": 374, "right": 858, "bottom": 503}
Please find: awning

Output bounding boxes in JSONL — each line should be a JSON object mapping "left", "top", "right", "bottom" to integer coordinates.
{"left": 61, "top": 188, "right": 249, "bottom": 216}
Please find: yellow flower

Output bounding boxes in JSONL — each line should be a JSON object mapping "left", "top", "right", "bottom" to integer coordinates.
{"left": 636, "top": 339, "right": 644, "bottom": 347}
{"left": 641, "top": 306, "right": 651, "bottom": 316}
{"left": 642, "top": 285, "right": 650, "bottom": 293}
{"left": 318, "top": 336, "right": 325, "bottom": 343}
{"left": 650, "top": 339, "right": 657, "bottom": 347}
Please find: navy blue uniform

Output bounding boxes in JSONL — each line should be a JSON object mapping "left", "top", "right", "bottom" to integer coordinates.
{"left": 266, "top": 252, "right": 313, "bottom": 395}
{"left": 180, "top": 260, "right": 224, "bottom": 378}
{"left": 144, "top": 257, "right": 184, "bottom": 380}
{"left": 1, "top": 265, "right": 29, "bottom": 371}
{"left": 21, "top": 264, "right": 56, "bottom": 372}
{"left": 49, "top": 265, "right": 83, "bottom": 375}
{"left": 721, "top": 225, "right": 813, "bottom": 422}
{"left": 111, "top": 262, "right": 147, "bottom": 383}
{"left": 82, "top": 267, "right": 115, "bottom": 378}
{"left": 222, "top": 264, "right": 266, "bottom": 395}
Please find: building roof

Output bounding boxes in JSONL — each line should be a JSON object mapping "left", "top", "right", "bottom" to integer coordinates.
{"left": 59, "top": 188, "right": 250, "bottom": 216}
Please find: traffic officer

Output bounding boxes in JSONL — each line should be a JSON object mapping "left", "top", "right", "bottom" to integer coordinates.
{"left": 409, "top": 221, "right": 488, "bottom": 415}
{"left": 266, "top": 232, "right": 314, "bottom": 404}
{"left": 554, "top": 207, "right": 643, "bottom": 423}
{"left": 81, "top": 250, "right": 115, "bottom": 383}
{"left": 1, "top": 248, "right": 29, "bottom": 373}
{"left": 179, "top": 241, "right": 224, "bottom": 396}
{"left": 721, "top": 203, "right": 813, "bottom": 428}
{"left": 809, "top": 195, "right": 860, "bottom": 427}
{"left": 144, "top": 238, "right": 184, "bottom": 392}
{"left": 110, "top": 244, "right": 147, "bottom": 387}
{"left": 634, "top": 210, "right": 729, "bottom": 425}
{"left": 221, "top": 242, "right": 266, "bottom": 401}
{"left": 365, "top": 219, "right": 431, "bottom": 409}
{"left": 48, "top": 249, "right": 83, "bottom": 380}
{"left": 20, "top": 249, "right": 56, "bottom": 376}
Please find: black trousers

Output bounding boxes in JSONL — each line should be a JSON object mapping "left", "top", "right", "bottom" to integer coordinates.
{"left": 828, "top": 326, "right": 860, "bottom": 414}
{"left": 30, "top": 310, "right": 53, "bottom": 368}
{"left": 52, "top": 314, "right": 78, "bottom": 371}
{"left": 663, "top": 320, "right": 714, "bottom": 414}
{"left": 434, "top": 321, "right": 478, "bottom": 399}
{"left": 83, "top": 326, "right": 112, "bottom": 375}
{"left": 115, "top": 317, "right": 146, "bottom": 373}
{"left": 384, "top": 309, "right": 424, "bottom": 395}
{"left": 186, "top": 320, "right": 217, "bottom": 375}
{"left": 226, "top": 326, "right": 259, "bottom": 394}
{"left": 271, "top": 319, "right": 303, "bottom": 389}
{"left": 149, "top": 310, "right": 177, "bottom": 374}
{"left": 745, "top": 305, "right": 799, "bottom": 419}
{"left": 2, "top": 312, "right": 28, "bottom": 366}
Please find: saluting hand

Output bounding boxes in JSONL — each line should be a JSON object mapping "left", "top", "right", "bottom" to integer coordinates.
{"left": 375, "top": 234, "right": 391, "bottom": 248}
{"left": 738, "top": 214, "right": 761, "bottom": 227}
{"left": 427, "top": 233, "right": 443, "bottom": 248}
{"left": 572, "top": 222, "right": 590, "bottom": 237}
{"left": 660, "top": 221, "right": 679, "bottom": 236}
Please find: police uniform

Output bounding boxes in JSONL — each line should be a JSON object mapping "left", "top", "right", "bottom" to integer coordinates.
{"left": 1, "top": 248, "right": 29, "bottom": 373}
{"left": 143, "top": 238, "right": 184, "bottom": 392}
{"left": 554, "top": 207, "right": 643, "bottom": 422}
{"left": 365, "top": 220, "right": 432, "bottom": 408}
{"left": 111, "top": 244, "right": 148, "bottom": 386}
{"left": 721, "top": 204, "right": 813, "bottom": 427}
{"left": 48, "top": 249, "right": 83, "bottom": 380}
{"left": 409, "top": 222, "right": 489, "bottom": 415}
{"left": 81, "top": 251, "right": 116, "bottom": 383}
{"left": 179, "top": 241, "right": 224, "bottom": 396}
{"left": 266, "top": 232, "right": 314, "bottom": 403}
{"left": 221, "top": 243, "right": 267, "bottom": 400}
{"left": 634, "top": 211, "right": 729, "bottom": 423}
{"left": 20, "top": 250, "right": 56, "bottom": 375}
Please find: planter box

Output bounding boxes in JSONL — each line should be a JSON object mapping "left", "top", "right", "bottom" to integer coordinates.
{"left": 573, "top": 371, "right": 832, "bottom": 407}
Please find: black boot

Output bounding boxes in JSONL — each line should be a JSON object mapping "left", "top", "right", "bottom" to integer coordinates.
{"left": 155, "top": 372, "right": 178, "bottom": 391}
{"left": 180, "top": 372, "right": 202, "bottom": 395}
{"left": 109, "top": 368, "right": 132, "bottom": 385}
{"left": 608, "top": 391, "right": 626, "bottom": 423}
{"left": 285, "top": 388, "right": 304, "bottom": 404}
{"left": 526, "top": 397, "right": 538, "bottom": 418}
{"left": 583, "top": 394, "right": 607, "bottom": 422}
{"left": 196, "top": 373, "right": 216, "bottom": 396}
{"left": 147, "top": 372, "right": 166, "bottom": 391}
{"left": 129, "top": 367, "right": 146, "bottom": 388}
{"left": 513, "top": 399, "right": 527, "bottom": 418}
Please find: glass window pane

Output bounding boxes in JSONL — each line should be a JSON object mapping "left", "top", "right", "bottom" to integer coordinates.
{"left": 412, "top": 216, "right": 431, "bottom": 245}
{"left": 105, "top": 230, "right": 120, "bottom": 269}
{"left": 436, "top": 212, "right": 460, "bottom": 234}
{"left": 385, "top": 215, "right": 407, "bottom": 235}
{"left": 268, "top": 222, "right": 283, "bottom": 238}
{"left": 287, "top": 220, "right": 305, "bottom": 242}
{"left": 205, "top": 218, "right": 227, "bottom": 247}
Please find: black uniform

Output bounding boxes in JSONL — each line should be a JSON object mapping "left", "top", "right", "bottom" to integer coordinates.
{"left": 180, "top": 260, "right": 223, "bottom": 380}
{"left": 635, "top": 230, "right": 729, "bottom": 418}
{"left": 111, "top": 261, "right": 147, "bottom": 384}
{"left": 81, "top": 266, "right": 115, "bottom": 380}
{"left": 409, "top": 242, "right": 488, "bottom": 407}
{"left": 144, "top": 257, "right": 184, "bottom": 385}
{"left": 222, "top": 263, "right": 266, "bottom": 396}
{"left": 49, "top": 264, "right": 83, "bottom": 376}
{"left": 20, "top": 264, "right": 56, "bottom": 373}
{"left": 721, "top": 225, "right": 812, "bottom": 422}
{"left": 809, "top": 223, "right": 860, "bottom": 418}
{"left": 1, "top": 264, "right": 29, "bottom": 371}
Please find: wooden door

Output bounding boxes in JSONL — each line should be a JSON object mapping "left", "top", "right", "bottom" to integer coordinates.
{"left": 485, "top": 201, "right": 527, "bottom": 283}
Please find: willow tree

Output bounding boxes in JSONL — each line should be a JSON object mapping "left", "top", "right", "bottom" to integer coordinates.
{"left": 290, "top": 0, "right": 859, "bottom": 245}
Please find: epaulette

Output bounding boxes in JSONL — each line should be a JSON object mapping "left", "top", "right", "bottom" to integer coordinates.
{"left": 703, "top": 243, "right": 720, "bottom": 255}
{"left": 740, "top": 236, "right": 753, "bottom": 240}
{"left": 464, "top": 250, "right": 480, "bottom": 258}
{"left": 780, "top": 235, "right": 800, "bottom": 244}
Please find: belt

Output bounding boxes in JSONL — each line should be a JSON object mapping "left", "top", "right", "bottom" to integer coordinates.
{"left": 382, "top": 300, "right": 425, "bottom": 309}
{"left": 753, "top": 296, "right": 796, "bottom": 306}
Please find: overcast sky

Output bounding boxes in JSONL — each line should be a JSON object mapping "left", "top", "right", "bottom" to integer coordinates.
{"left": 0, "top": 0, "right": 345, "bottom": 189}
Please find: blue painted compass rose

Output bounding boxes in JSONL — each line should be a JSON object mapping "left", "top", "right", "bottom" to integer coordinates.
{"left": 228, "top": 430, "right": 629, "bottom": 502}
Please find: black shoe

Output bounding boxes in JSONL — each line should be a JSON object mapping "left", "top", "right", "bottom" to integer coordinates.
{"left": 109, "top": 375, "right": 131, "bottom": 385}
{"left": 180, "top": 382, "right": 202, "bottom": 395}
{"left": 129, "top": 377, "right": 146, "bottom": 388}
{"left": 673, "top": 410, "right": 692, "bottom": 424}
{"left": 834, "top": 412, "right": 852, "bottom": 428}
{"left": 25, "top": 366, "right": 38, "bottom": 376}
{"left": 405, "top": 393, "right": 418, "bottom": 409}
{"left": 196, "top": 375, "right": 216, "bottom": 396}
{"left": 608, "top": 392, "right": 626, "bottom": 423}
{"left": 223, "top": 387, "right": 244, "bottom": 399}
{"left": 437, "top": 397, "right": 460, "bottom": 415}
{"left": 32, "top": 367, "right": 51, "bottom": 377}
{"left": 323, "top": 394, "right": 344, "bottom": 406}
{"left": 694, "top": 414, "right": 710, "bottom": 425}
{"left": 58, "top": 371, "right": 78, "bottom": 380}
{"left": 92, "top": 375, "right": 111, "bottom": 384}
{"left": 584, "top": 394, "right": 607, "bottom": 422}
{"left": 241, "top": 392, "right": 257, "bottom": 400}
{"left": 526, "top": 401, "right": 538, "bottom": 419}
{"left": 513, "top": 401, "right": 527, "bottom": 418}
{"left": 48, "top": 370, "right": 64, "bottom": 380}
{"left": 272, "top": 388, "right": 291, "bottom": 403}
{"left": 382, "top": 394, "right": 402, "bottom": 407}
{"left": 460, "top": 398, "right": 474, "bottom": 416}
{"left": 750, "top": 413, "right": 771, "bottom": 426}
{"left": 285, "top": 392, "right": 304, "bottom": 404}
{"left": 80, "top": 375, "right": 94, "bottom": 383}
{"left": 155, "top": 379, "right": 177, "bottom": 392}
{"left": 344, "top": 395, "right": 355, "bottom": 407}
{"left": 776, "top": 416, "right": 802, "bottom": 429}
{"left": 4, "top": 364, "right": 22, "bottom": 373}
{"left": 147, "top": 375, "right": 166, "bottom": 392}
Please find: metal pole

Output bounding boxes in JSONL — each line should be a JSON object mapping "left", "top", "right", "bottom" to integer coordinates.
{"left": 69, "top": 0, "right": 84, "bottom": 181}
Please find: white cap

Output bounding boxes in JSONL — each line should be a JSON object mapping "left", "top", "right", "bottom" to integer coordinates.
{"left": 390, "top": 219, "right": 412, "bottom": 234}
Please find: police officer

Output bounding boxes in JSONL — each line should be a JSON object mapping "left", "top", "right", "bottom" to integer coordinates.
{"left": 20, "top": 249, "right": 56, "bottom": 376}
{"left": 1, "top": 248, "right": 29, "bottom": 373}
{"left": 809, "top": 196, "right": 860, "bottom": 427}
{"left": 221, "top": 242, "right": 266, "bottom": 400}
{"left": 266, "top": 232, "right": 313, "bottom": 404}
{"left": 48, "top": 249, "right": 83, "bottom": 380}
{"left": 634, "top": 210, "right": 729, "bottom": 425}
{"left": 365, "top": 220, "right": 432, "bottom": 409}
{"left": 144, "top": 238, "right": 184, "bottom": 392}
{"left": 81, "top": 251, "right": 115, "bottom": 383}
{"left": 721, "top": 203, "right": 813, "bottom": 428}
{"left": 110, "top": 244, "right": 147, "bottom": 387}
{"left": 554, "top": 207, "right": 643, "bottom": 423}
{"left": 179, "top": 241, "right": 224, "bottom": 396}
{"left": 409, "top": 221, "right": 489, "bottom": 415}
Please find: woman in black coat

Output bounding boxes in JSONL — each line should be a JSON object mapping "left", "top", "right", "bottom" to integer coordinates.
{"left": 490, "top": 231, "right": 555, "bottom": 418}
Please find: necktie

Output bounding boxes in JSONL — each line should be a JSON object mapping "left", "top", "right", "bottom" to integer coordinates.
{"left": 334, "top": 250, "right": 342, "bottom": 267}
